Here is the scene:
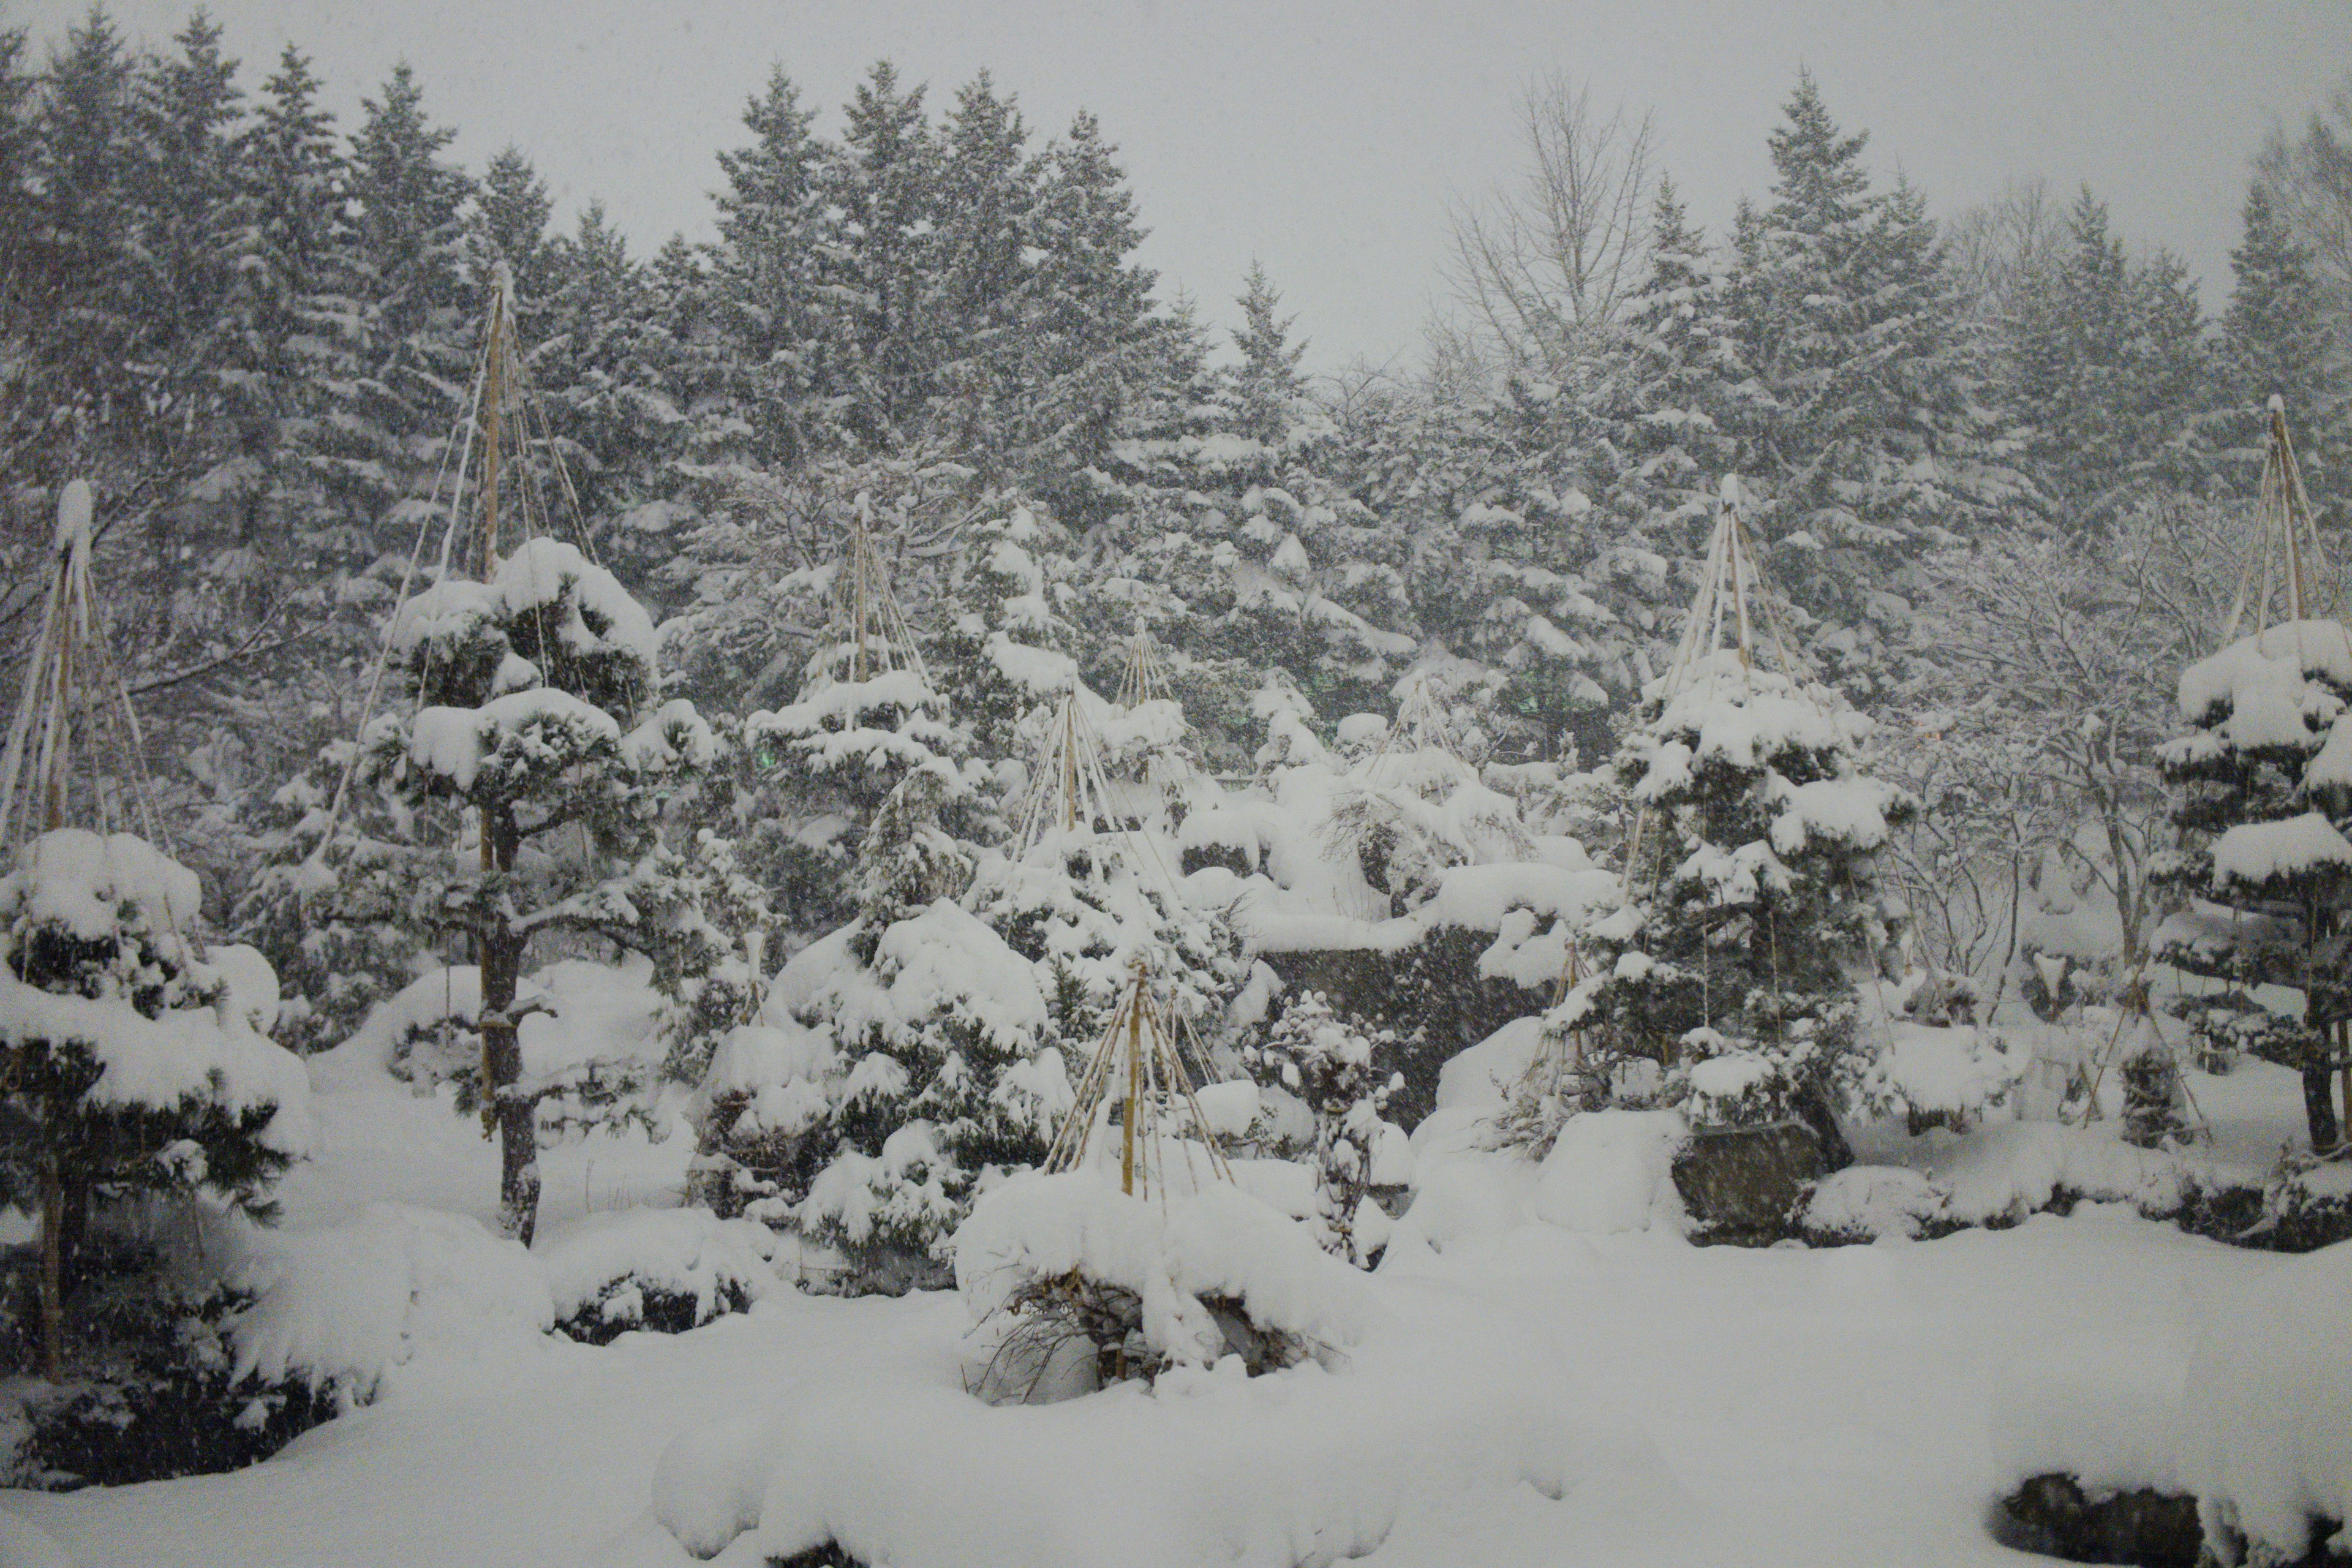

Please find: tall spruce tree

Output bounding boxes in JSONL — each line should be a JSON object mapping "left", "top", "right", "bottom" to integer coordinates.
{"left": 2221, "top": 184, "right": 2343, "bottom": 512}
{"left": 1728, "top": 75, "right": 2012, "bottom": 699}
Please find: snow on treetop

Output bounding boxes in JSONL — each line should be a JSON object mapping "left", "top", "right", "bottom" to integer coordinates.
{"left": 0, "top": 837, "right": 314, "bottom": 1146}
{"left": 406, "top": 688, "right": 624, "bottom": 790}
{"left": 1765, "top": 775, "right": 1909, "bottom": 854}
{"left": 390, "top": 537, "right": 658, "bottom": 676}
{"left": 4, "top": 827, "right": 202, "bottom": 941}
{"left": 767, "top": 900, "right": 1048, "bottom": 1060}
{"left": 0, "top": 977, "right": 313, "bottom": 1148}
{"left": 2208, "top": 810, "right": 2352, "bottom": 893}
{"left": 1643, "top": 651, "right": 1868, "bottom": 777}
{"left": 989, "top": 633, "right": 1080, "bottom": 699}
{"left": 2174, "top": 619, "right": 2352, "bottom": 727}
{"left": 55, "top": 478, "right": 93, "bottom": 553}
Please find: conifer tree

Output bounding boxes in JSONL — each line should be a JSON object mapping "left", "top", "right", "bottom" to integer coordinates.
{"left": 1242, "top": 990, "right": 1406, "bottom": 1266}
{"left": 303, "top": 65, "right": 475, "bottom": 601}
{"left": 473, "top": 145, "right": 555, "bottom": 304}
{"left": 1017, "top": 110, "right": 1162, "bottom": 525}
{"left": 829, "top": 61, "right": 937, "bottom": 444}
{"left": 1727, "top": 74, "right": 2011, "bottom": 697}
{"left": 2155, "top": 467, "right": 2352, "bottom": 1153}
{"left": 2221, "top": 184, "right": 2344, "bottom": 510}
{"left": 688, "top": 768, "right": 1069, "bottom": 1292}
{"left": 930, "top": 70, "right": 1037, "bottom": 458}
{"left": 356, "top": 539, "right": 722, "bottom": 1242}
{"left": 1561, "top": 494, "right": 1914, "bottom": 1163}
{"left": 703, "top": 67, "right": 835, "bottom": 477}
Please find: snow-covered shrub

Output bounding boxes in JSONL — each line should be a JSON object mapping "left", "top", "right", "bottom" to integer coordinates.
{"left": 690, "top": 780, "right": 1072, "bottom": 1291}
{"left": 1796, "top": 1165, "right": 1952, "bottom": 1244}
{"left": 967, "top": 821, "right": 1244, "bottom": 1058}
{"left": 225, "top": 1203, "right": 554, "bottom": 1401}
{"left": 1983, "top": 1237, "right": 2352, "bottom": 1566}
{"left": 2155, "top": 620, "right": 2352, "bottom": 1153}
{"left": 953, "top": 1170, "right": 1374, "bottom": 1399}
{"left": 1241, "top": 990, "right": 1411, "bottom": 1265}
{"left": 540, "top": 1207, "right": 782, "bottom": 1343}
{"left": 0, "top": 829, "right": 313, "bottom": 1378}
{"left": 5, "top": 1251, "right": 334, "bottom": 1490}
{"left": 1525, "top": 1109, "right": 1688, "bottom": 1234}
{"left": 1564, "top": 651, "right": 1914, "bottom": 1163}
{"left": 1859, "top": 1020, "right": 2022, "bottom": 1136}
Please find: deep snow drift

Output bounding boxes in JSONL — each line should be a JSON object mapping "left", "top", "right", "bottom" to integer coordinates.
{"left": 1, "top": 1038, "right": 2341, "bottom": 1568}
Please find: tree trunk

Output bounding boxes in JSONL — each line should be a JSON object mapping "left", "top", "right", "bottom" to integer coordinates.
{"left": 37, "top": 1162, "right": 64, "bottom": 1381}
{"left": 479, "top": 804, "right": 540, "bottom": 1245}
{"left": 1790, "top": 1083, "right": 1854, "bottom": 1172}
{"left": 2302, "top": 1065, "right": 2342, "bottom": 1155}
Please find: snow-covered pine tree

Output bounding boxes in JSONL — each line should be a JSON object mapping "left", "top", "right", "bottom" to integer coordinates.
{"left": 1583, "top": 179, "right": 1754, "bottom": 556}
{"left": 929, "top": 70, "right": 1038, "bottom": 460}
{"left": 2007, "top": 188, "right": 2214, "bottom": 526}
{"left": 0, "top": 831, "right": 314, "bottom": 1379}
{"left": 826, "top": 61, "right": 938, "bottom": 447}
{"left": 297, "top": 65, "right": 475, "bottom": 654}
{"left": 1014, "top": 109, "right": 1162, "bottom": 529}
{"left": 1725, "top": 74, "right": 2016, "bottom": 700}
{"left": 698, "top": 67, "right": 836, "bottom": 482}
{"left": 358, "top": 535, "right": 720, "bottom": 1242}
{"left": 0, "top": 483, "right": 314, "bottom": 1381}
{"left": 688, "top": 765, "right": 1069, "bottom": 1291}
{"left": 1242, "top": 990, "right": 1407, "bottom": 1266}
{"left": 1562, "top": 484, "right": 1913, "bottom": 1163}
{"left": 2155, "top": 410, "right": 2352, "bottom": 1153}
{"left": 2220, "top": 184, "right": 2345, "bottom": 514}
{"left": 225, "top": 43, "right": 349, "bottom": 609}
{"left": 967, "top": 694, "right": 1246, "bottom": 1056}
{"left": 742, "top": 489, "right": 976, "bottom": 938}
{"left": 933, "top": 496, "right": 1080, "bottom": 757}
{"left": 532, "top": 201, "right": 687, "bottom": 603}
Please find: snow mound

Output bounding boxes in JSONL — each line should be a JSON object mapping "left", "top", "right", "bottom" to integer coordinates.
{"left": 953, "top": 1171, "right": 1375, "bottom": 1370}
{"left": 1435, "top": 1016, "right": 1547, "bottom": 1114}
{"left": 2185, "top": 1242, "right": 2352, "bottom": 1559}
{"left": 1529, "top": 1110, "right": 1687, "bottom": 1234}
{"left": 227, "top": 1203, "right": 555, "bottom": 1398}
{"left": 538, "top": 1207, "right": 783, "bottom": 1333}
{"left": 1862, "top": 1022, "right": 2021, "bottom": 1129}
{"left": 1800, "top": 1165, "right": 1950, "bottom": 1242}
{"left": 652, "top": 1274, "right": 1668, "bottom": 1568}
{"left": 1990, "top": 1317, "right": 2193, "bottom": 1497}
{"left": 1986, "top": 1241, "right": 2352, "bottom": 1561}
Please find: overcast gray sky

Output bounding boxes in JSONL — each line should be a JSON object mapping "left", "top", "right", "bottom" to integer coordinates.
{"left": 22, "top": 0, "right": 2352, "bottom": 370}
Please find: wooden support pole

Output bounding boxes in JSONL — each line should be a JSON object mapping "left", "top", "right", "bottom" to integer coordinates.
{"left": 1121, "top": 978, "right": 1142, "bottom": 1196}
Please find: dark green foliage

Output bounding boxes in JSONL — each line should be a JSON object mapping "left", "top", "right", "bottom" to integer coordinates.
{"left": 2, "top": 1247, "right": 339, "bottom": 1491}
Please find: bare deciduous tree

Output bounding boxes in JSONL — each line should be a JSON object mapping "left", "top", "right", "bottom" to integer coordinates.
{"left": 1443, "top": 74, "right": 1656, "bottom": 380}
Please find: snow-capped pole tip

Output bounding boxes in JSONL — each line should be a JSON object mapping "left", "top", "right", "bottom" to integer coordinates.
{"left": 2267, "top": 393, "right": 2286, "bottom": 415}
{"left": 55, "top": 480, "right": 93, "bottom": 555}
{"left": 1719, "top": 473, "right": 1743, "bottom": 507}
{"left": 491, "top": 257, "right": 515, "bottom": 298}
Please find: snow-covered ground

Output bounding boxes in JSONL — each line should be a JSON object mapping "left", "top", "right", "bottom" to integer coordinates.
{"left": 2, "top": 1047, "right": 2331, "bottom": 1568}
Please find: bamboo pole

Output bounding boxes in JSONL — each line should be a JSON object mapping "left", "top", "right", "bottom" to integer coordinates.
{"left": 1121, "top": 973, "right": 1143, "bottom": 1196}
